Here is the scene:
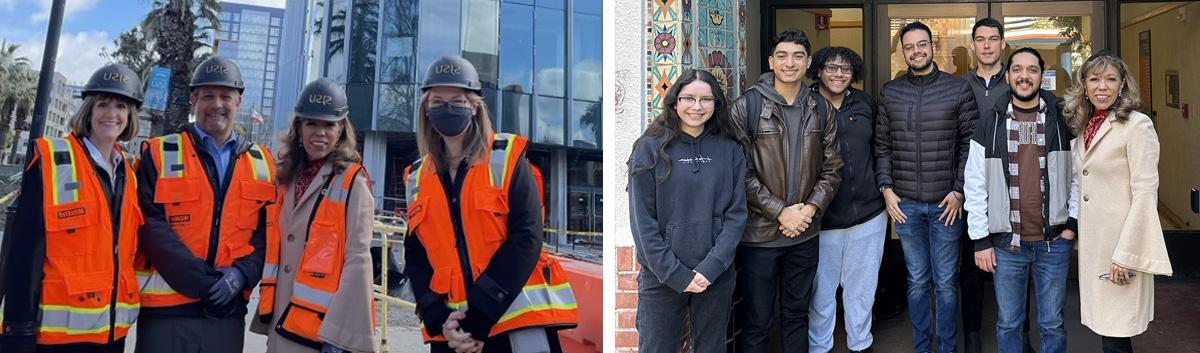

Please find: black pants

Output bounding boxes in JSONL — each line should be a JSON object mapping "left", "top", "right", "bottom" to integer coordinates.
{"left": 35, "top": 339, "right": 125, "bottom": 353}
{"left": 1102, "top": 336, "right": 1133, "bottom": 353}
{"left": 734, "top": 239, "right": 820, "bottom": 353}
{"left": 134, "top": 315, "right": 245, "bottom": 353}
{"left": 959, "top": 235, "right": 1031, "bottom": 334}
{"left": 636, "top": 266, "right": 735, "bottom": 353}
{"left": 430, "top": 328, "right": 563, "bottom": 353}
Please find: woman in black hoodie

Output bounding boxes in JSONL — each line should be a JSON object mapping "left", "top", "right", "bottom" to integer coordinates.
{"left": 626, "top": 69, "right": 747, "bottom": 353}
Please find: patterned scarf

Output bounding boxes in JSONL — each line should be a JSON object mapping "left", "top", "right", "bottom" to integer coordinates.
{"left": 295, "top": 158, "right": 327, "bottom": 203}
{"left": 1006, "top": 100, "right": 1047, "bottom": 249}
{"left": 1084, "top": 109, "right": 1108, "bottom": 150}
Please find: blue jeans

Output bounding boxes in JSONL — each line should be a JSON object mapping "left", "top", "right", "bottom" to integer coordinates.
{"left": 993, "top": 236, "right": 1072, "bottom": 353}
{"left": 896, "top": 199, "right": 963, "bottom": 353}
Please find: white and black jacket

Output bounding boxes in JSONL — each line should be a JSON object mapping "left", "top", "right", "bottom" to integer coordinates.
{"left": 964, "top": 90, "right": 1079, "bottom": 251}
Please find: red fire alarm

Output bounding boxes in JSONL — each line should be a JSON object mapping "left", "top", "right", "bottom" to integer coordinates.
{"left": 1183, "top": 103, "right": 1189, "bottom": 119}
{"left": 816, "top": 14, "right": 830, "bottom": 30}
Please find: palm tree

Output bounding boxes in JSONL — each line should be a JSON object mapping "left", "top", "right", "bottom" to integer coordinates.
{"left": 0, "top": 40, "right": 35, "bottom": 164}
{"left": 140, "top": 0, "right": 222, "bottom": 135}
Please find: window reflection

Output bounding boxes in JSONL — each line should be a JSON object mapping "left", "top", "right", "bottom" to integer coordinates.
{"left": 500, "top": 3, "right": 534, "bottom": 92}
{"left": 381, "top": 0, "right": 417, "bottom": 84}
{"left": 535, "top": 96, "right": 564, "bottom": 144}
{"left": 463, "top": 0, "right": 500, "bottom": 89}
{"left": 325, "top": 0, "right": 349, "bottom": 82}
{"left": 502, "top": 91, "right": 531, "bottom": 135}
{"left": 571, "top": 100, "right": 600, "bottom": 148}
{"left": 349, "top": 0, "right": 379, "bottom": 84}
{"left": 417, "top": 0, "right": 462, "bottom": 84}
{"left": 535, "top": 7, "right": 566, "bottom": 97}
{"left": 572, "top": 13, "right": 602, "bottom": 101}
{"left": 378, "top": 84, "right": 416, "bottom": 132}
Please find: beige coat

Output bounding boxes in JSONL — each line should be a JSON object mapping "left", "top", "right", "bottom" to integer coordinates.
{"left": 250, "top": 163, "right": 379, "bottom": 352}
{"left": 1073, "top": 111, "right": 1173, "bottom": 337}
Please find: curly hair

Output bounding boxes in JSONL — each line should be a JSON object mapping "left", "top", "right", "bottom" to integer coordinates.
{"left": 626, "top": 69, "right": 740, "bottom": 184}
{"left": 806, "top": 46, "right": 865, "bottom": 83}
{"left": 275, "top": 116, "right": 362, "bottom": 185}
{"left": 1062, "top": 53, "right": 1142, "bottom": 134}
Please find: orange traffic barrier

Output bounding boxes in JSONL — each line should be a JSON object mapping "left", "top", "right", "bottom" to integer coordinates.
{"left": 553, "top": 255, "right": 602, "bottom": 353}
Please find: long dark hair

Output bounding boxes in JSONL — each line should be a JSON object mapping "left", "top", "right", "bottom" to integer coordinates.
{"left": 626, "top": 69, "right": 739, "bottom": 184}
{"left": 276, "top": 116, "right": 362, "bottom": 185}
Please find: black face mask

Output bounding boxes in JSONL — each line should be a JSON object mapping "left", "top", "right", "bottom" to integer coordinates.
{"left": 427, "top": 103, "right": 474, "bottom": 137}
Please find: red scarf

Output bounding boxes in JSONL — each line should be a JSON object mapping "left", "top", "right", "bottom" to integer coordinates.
{"left": 295, "top": 158, "right": 327, "bottom": 202}
{"left": 1083, "top": 109, "right": 1108, "bottom": 150}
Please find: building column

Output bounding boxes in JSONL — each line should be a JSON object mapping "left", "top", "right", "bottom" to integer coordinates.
{"left": 613, "top": 0, "right": 644, "bottom": 351}
{"left": 362, "top": 131, "right": 387, "bottom": 210}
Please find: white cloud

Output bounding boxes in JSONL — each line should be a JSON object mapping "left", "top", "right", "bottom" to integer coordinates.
{"left": 220, "top": 0, "right": 286, "bottom": 9}
{"left": 16, "top": 30, "right": 113, "bottom": 84}
{"left": 0, "top": 0, "right": 19, "bottom": 11}
{"left": 31, "top": 0, "right": 99, "bottom": 22}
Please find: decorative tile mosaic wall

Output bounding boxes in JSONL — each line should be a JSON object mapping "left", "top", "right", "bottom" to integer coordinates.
{"left": 646, "top": 0, "right": 747, "bottom": 121}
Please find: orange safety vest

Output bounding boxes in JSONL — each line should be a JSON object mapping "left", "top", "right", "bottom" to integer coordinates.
{"left": 404, "top": 133, "right": 578, "bottom": 342}
{"left": 135, "top": 131, "right": 275, "bottom": 307}
{"left": 32, "top": 135, "right": 142, "bottom": 345}
{"left": 257, "top": 163, "right": 374, "bottom": 348}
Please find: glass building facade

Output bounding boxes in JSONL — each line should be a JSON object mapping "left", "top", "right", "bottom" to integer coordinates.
{"left": 285, "top": 0, "right": 604, "bottom": 245}
{"left": 216, "top": 2, "right": 285, "bottom": 145}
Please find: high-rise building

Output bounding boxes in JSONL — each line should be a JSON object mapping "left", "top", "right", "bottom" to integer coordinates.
{"left": 215, "top": 1, "right": 285, "bottom": 145}
{"left": 274, "top": 0, "right": 604, "bottom": 244}
{"left": 10, "top": 72, "right": 80, "bottom": 165}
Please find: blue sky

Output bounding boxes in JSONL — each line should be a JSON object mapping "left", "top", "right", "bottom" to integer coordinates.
{"left": 0, "top": 0, "right": 284, "bottom": 84}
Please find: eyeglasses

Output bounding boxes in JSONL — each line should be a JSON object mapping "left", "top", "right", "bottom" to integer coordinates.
{"left": 823, "top": 64, "right": 853, "bottom": 74}
{"left": 902, "top": 41, "right": 932, "bottom": 52}
{"left": 677, "top": 96, "right": 716, "bottom": 107}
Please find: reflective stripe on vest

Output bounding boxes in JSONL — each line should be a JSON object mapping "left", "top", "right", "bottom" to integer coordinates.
{"left": 488, "top": 133, "right": 516, "bottom": 187}
{"left": 247, "top": 145, "right": 272, "bottom": 181}
{"left": 159, "top": 133, "right": 184, "bottom": 178}
{"left": 136, "top": 270, "right": 174, "bottom": 295}
{"left": 39, "top": 302, "right": 139, "bottom": 335}
{"left": 47, "top": 137, "right": 80, "bottom": 204}
{"left": 291, "top": 281, "right": 335, "bottom": 311}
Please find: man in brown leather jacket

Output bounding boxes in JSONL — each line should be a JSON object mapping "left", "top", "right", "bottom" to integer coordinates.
{"left": 729, "top": 28, "right": 842, "bottom": 353}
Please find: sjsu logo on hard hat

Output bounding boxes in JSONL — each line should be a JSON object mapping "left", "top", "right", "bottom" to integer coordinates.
{"left": 309, "top": 94, "right": 333, "bottom": 106}
{"left": 206, "top": 65, "right": 230, "bottom": 74}
{"left": 434, "top": 64, "right": 462, "bottom": 75}
{"left": 103, "top": 72, "right": 130, "bottom": 83}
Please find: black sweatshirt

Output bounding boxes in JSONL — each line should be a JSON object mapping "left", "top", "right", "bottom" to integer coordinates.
{"left": 404, "top": 155, "right": 544, "bottom": 341}
{"left": 627, "top": 129, "right": 747, "bottom": 292}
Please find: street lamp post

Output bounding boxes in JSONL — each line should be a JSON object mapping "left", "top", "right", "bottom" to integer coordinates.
{"left": 0, "top": 0, "right": 66, "bottom": 308}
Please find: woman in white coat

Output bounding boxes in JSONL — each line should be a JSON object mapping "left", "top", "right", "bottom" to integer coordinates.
{"left": 1063, "top": 50, "right": 1173, "bottom": 353}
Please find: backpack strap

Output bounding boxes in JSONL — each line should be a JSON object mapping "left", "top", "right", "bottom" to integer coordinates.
{"left": 745, "top": 89, "right": 763, "bottom": 139}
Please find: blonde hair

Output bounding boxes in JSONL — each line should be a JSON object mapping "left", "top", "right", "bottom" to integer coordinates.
{"left": 1063, "top": 55, "right": 1142, "bottom": 134}
{"left": 415, "top": 90, "right": 495, "bottom": 167}
{"left": 69, "top": 94, "right": 140, "bottom": 141}
{"left": 275, "top": 115, "right": 362, "bottom": 184}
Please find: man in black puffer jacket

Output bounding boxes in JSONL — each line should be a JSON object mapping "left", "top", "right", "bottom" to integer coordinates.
{"left": 874, "top": 21, "right": 977, "bottom": 353}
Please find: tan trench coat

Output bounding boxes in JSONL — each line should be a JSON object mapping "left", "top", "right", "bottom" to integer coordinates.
{"left": 250, "top": 163, "right": 379, "bottom": 352}
{"left": 1073, "top": 110, "right": 1173, "bottom": 337}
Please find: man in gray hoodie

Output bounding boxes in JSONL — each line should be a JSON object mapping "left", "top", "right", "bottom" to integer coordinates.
{"left": 729, "top": 28, "right": 842, "bottom": 353}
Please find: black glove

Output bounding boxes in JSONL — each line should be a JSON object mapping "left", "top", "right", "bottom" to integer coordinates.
{"left": 206, "top": 267, "right": 245, "bottom": 306}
